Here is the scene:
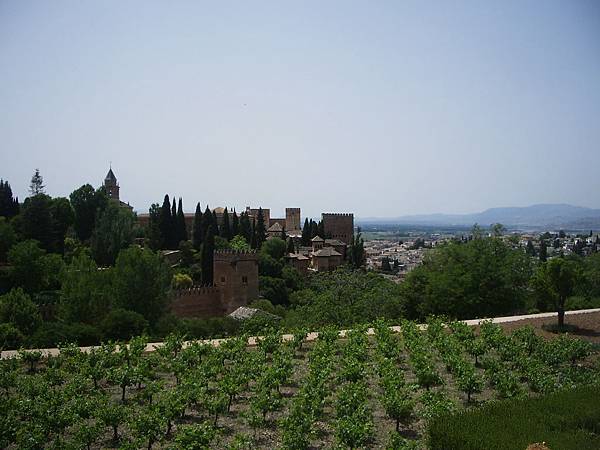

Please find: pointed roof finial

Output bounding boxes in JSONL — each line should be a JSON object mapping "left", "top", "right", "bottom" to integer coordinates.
{"left": 105, "top": 165, "right": 117, "bottom": 183}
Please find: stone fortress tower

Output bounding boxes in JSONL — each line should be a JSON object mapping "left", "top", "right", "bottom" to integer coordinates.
{"left": 170, "top": 250, "right": 259, "bottom": 318}
{"left": 285, "top": 208, "right": 301, "bottom": 231}
{"left": 214, "top": 250, "right": 259, "bottom": 313}
{"left": 322, "top": 213, "right": 354, "bottom": 244}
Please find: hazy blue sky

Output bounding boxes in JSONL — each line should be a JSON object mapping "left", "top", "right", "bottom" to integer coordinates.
{"left": 1, "top": 1, "right": 599, "bottom": 218}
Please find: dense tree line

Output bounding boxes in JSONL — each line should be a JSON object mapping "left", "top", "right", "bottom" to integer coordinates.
{"left": 2, "top": 170, "right": 598, "bottom": 352}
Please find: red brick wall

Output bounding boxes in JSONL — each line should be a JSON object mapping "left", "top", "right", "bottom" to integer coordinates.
{"left": 214, "top": 250, "right": 259, "bottom": 314}
{"left": 170, "top": 287, "right": 224, "bottom": 317}
{"left": 322, "top": 213, "right": 354, "bottom": 244}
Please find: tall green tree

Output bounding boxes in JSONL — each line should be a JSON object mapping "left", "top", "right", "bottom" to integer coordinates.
{"left": 8, "top": 240, "right": 64, "bottom": 294}
{"left": 221, "top": 207, "right": 231, "bottom": 240}
{"left": 49, "top": 197, "right": 74, "bottom": 254}
{"left": 29, "top": 168, "right": 45, "bottom": 195}
{"left": 533, "top": 258, "right": 577, "bottom": 328}
{"left": 70, "top": 184, "right": 109, "bottom": 242}
{"left": 59, "top": 253, "right": 113, "bottom": 324}
{"left": 201, "top": 225, "right": 215, "bottom": 285}
{"left": 526, "top": 240, "right": 536, "bottom": 257}
{"left": 112, "top": 246, "right": 170, "bottom": 323}
{"left": 0, "top": 288, "right": 42, "bottom": 336}
{"left": 348, "top": 229, "right": 365, "bottom": 269}
{"left": 261, "top": 237, "right": 286, "bottom": 260}
{"left": 310, "top": 219, "right": 318, "bottom": 239}
{"left": 250, "top": 218, "right": 257, "bottom": 249}
{"left": 402, "top": 236, "right": 532, "bottom": 320}
{"left": 539, "top": 240, "right": 548, "bottom": 263}
{"left": 202, "top": 206, "right": 213, "bottom": 242}
{"left": 0, "top": 180, "right": 19, "bottom": 218}
{"left": 286, "top": 237, "right": 295, "bottom": 254}
{"left": 212, "top": 210, "right": 219, "bottom": 235}
{"left": 146, "top": 203, "right": 162, "bottom": 250}
{"left": 231, "top": 210, "right": 239, "bottom": 237}
{"left": 240, "top": 212, "right": 252, "bottom": 243}
{"left": 91, "top": 202, "right": 135, "bottom": 266}
{"left": 280, "top": 226, "right": 287, "bottom": 241}
{"left": 171, "top": 197, "right": 178, "bottom": 247}
{"left": 317, "top": 220, "right": 325, "bottom": 238}
{"left": 160, "top": 195, "right": 173, "bottom": 249}
{"left": 254, "top": 208, "right": 266, "bottom": 248}
{"left": 176, "top": 198, "right": 187, "bottom": 244}
{"left": 192, "top": 203, "right": 204, "bottom": 250}
{"left": 20, "top": 194, "right": 53, "bottom": 250}
{"left": 0, "top": 217, "right": 16, "bottom": 262}
{"left": 301, "top": 218, "right": 310, "bottom": 246}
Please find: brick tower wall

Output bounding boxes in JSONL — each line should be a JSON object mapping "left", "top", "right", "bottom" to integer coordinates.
{"left": 170, "top": 286, "right": 224, "bottom": 317}
{"left": 213, "top": 250, "right": 259, "bottom": 314}
{"left": 322, "top": 213, "right": 354, "bottom": 244}
{"left": 286, "top": 208, "right": 301, "bottom": 231}
{"left": 246, "top": 207, "right": 270, "bottom": 228}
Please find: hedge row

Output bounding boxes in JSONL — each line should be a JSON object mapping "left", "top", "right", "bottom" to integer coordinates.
{"left": 429, "top": 383, "right": 600, "bottom": 450}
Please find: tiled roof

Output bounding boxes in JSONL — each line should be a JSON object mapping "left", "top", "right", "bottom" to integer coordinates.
{"left": 312, "top": 247, "right": 342, "bottom": 257}
{"left": 286, "top": 253, "right": 309, "bottom": 260}
{"left": 325, "top": 239, "right": 345, "bottom": 246}
{"left": 268, "top": 222, "right": 283, "bottom": 232}
{"left": 311, "top": 235, "right": 324, "bottom": 242}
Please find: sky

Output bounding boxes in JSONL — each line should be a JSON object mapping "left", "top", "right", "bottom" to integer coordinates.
{"left": 1, "top": 1, "right": 599, "bottom": 218}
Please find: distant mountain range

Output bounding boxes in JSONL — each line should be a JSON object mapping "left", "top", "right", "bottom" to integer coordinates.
{"left": 358, "top": 204, "right": 600, "bottom": 230}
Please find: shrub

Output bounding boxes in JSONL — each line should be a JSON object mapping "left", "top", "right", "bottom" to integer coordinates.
{"left": 0, "top": 288, "right": 42, "bottom": 335}
{"left": 429, "top": 384, "right": 600, "bottom": 450}
{"left": 0, "top": 323, "right": 24, "bottom": 350}
{"left": 172, "top": 273, "right": 193, "bottom": 289}
{"left": 101, "top": 308, "right": 149, "bottom": 341}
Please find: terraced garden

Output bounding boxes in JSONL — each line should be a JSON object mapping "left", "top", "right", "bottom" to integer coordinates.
{"left": 1, "top": 318, "right": 599, "bottom": 449}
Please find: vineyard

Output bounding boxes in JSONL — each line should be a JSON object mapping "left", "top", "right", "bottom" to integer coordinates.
{"left": 1, "top": 318, "right": 599, "bottom": 449}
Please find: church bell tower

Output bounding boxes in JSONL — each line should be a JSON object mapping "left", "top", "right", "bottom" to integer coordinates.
{"left": 104, "top": 167, "right": 120, "bottom": 202}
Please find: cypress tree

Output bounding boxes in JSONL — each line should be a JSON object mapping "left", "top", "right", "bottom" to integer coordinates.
{"left": 250, "top": 218, "right": 257, "bottom": 249}
{"left": 201, "top": 225, "right": 215, "bottom": 285}
{"left": 212, "top": 209, "right": 219, "bottom": 236}
{"left": 147, "top": 203, "right": 162, "bottom": 250}
{"left": 170, "top": 197, "right": 178, "bottom": 248}
{"left": 286, "top": 237, "right": 295, "bottom": 254}
{"left": 240, "top": 212, "right": 252, "bottom": 243}
{"left": 317, "top": 220, "right": 325, "bottom": 238}
{"left": 0, "top": 180, "right": 19, "bottom": 218}
{"left": 526, "top": 240, "right": 536, "bottom": 257}
{"left": 231, "top": 210, "right": 239, "bottom": 237}
{"left": 301, "top": 218, "right": 310, "bottom": 246}
{"left": 160, "top": 195, "right": 172, "bottom": 249}
{"left": 310, "top": 219, "right": 318, "bottom": 239}
{"left": 255, "top": 208, "right": 266, "bottom": 248}
{"left": 202, "top": 205, "right": 213, "bottom": 239}
{"left": 176, "top": 198, "right": 187, "bottom": 244}
{"left": 539, "top": 239, "right": 547, "bottom": 262}
{"left": 192, "top": 202, "right": 204, "bottom": 250}
{"left": 221, "top": 207, "right": 231, "bottom": 240}
{"left": 280, "top": 226, "right": 287, "bottom": 241}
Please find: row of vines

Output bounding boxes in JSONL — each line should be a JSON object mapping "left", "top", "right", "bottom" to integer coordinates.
{"left": 1, "top": 320, "right": 598, "bottom": 449}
